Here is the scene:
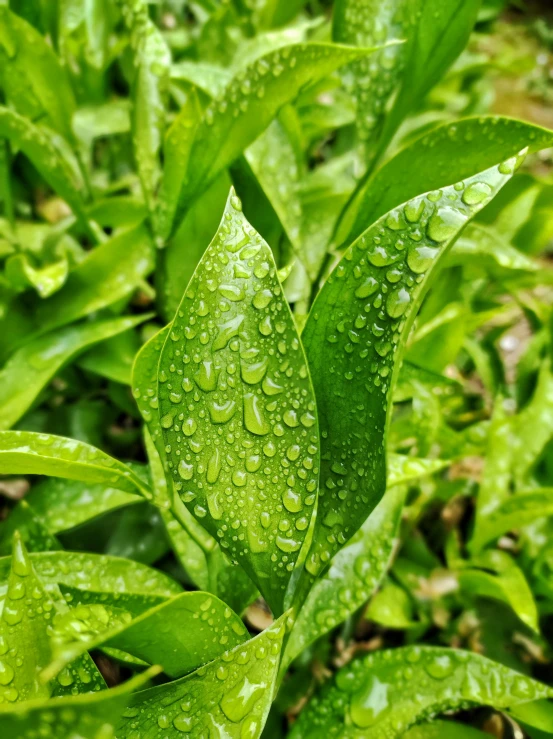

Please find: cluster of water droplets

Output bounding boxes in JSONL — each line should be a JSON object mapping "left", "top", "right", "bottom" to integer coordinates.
{"left": 338, "top": 0, "right": 410, "bottom": 148}
{"left": 158, "top": 193, "right": 319, "bottom": 608}
{"left": 120, "top": 617, "right": 286, "bottom": 737}
{"left": 291, "top": 646, "right": 550, "bottom": 738}
{"left": 305, "top": 160, "right": 515, "bottom": 578}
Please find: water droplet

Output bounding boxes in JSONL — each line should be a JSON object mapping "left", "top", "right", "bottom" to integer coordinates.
{"left": 178, "top": 460, "right": 194, "bottom": 480}
{"left": 427, "top": 206, "right": 466, "bottom": 243}
{"left": 195, "top": 360, "right": 218, "bottom": 391}
{"left": 244, "top": 393, "right": 270, "bottom": 435}
{"left": 220, "top": 677, "right": 264, "bottom": 723}
{"left": 462, "top": 181, "right": 492, "bottom": 205}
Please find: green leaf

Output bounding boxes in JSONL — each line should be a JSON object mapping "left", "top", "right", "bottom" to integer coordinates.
{"left": 283, "top": 486, "right": 404, "bottom": 668}
{"left": 0, "top": 430, "right": 152, "bottom": 498}
{"left": 0, "top": 551, "right": 182, "bottom": 604}
{"left": 0, "top": 477, "right": 140, "bottom": 551}
{"left": 334, "top": 0, "right": 480, "bottom": 174}
{"left": 459, "top": 550, "right": 539, "bottom": 633}
{"left": 46, "top": 591, "right": 248, "bottom": 681}
{"left": 338, "top": 117, "right": 553, "bottom": 248}
{"left": 0, "top": 107, "right": 86, "bottom": 222}
{"left": 470, "top": 488, "right": 553, "bottom": 552}
{"left": 513, "top": 361, "right": 553, "bottom": 485}
{"left": 0, "top": 667, "right": 159, "bottom": 739}
{"left": 156, "top": 42, "right": 390, "bottom": 240}
{"left": 301, "top": 153, "right": 522, "bottom": 581}
{"left": 119, "top": 0, "right": 171, "bottom": 212}
{"left": 471, "top": 399, "right": 513, "bottom": 549}
{"left": 5, "top": 251, "right": 69, "bottom": 298}
{"left": 404, "top": 721, "right": 490, "bottom": 738}
{"left": 78, "top": 327, "right": 142, "bottom": 385}
{"left": 117, "top": 615, "right": 287, "bottom": 738}
{"left": 33, "top": 224, "right": 154, "bottom": 337}
{"left": 0, "top": 7, "right": 77, "bottom": 145}
{"left": 366, "top": 579, "right": 416, "bottom": 629}
{"left": 0, "top": 500, "right": 61, "bottom": 554}
{"left": 0, "top": 314, "right": 149, "bottom": 430}
{"left": 290, "top": 646, "right": 553, "bottom": 738}
{"left": 0, "top": 535, "right": 105, "bottom": 704}
{"left": 387, "top": 454, "right": 450, "bottom": 486}
{"left": 158, "top": 190, "right": 319, "bottom": 616}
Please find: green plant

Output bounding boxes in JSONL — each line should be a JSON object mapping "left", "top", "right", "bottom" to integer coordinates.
{"left": 1, "top": 1, "right": 553, "bottom": 737}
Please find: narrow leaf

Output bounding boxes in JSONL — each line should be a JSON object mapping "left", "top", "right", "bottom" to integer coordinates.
{"left": 158, "top": 190, "right": 319, "bottom": 615}
{"left": 0, "top": 430, "right": 151, "bottom": 497}
{"left": 0, "top": 535, "right": 105, "bottom": 703}
{"left": 290, "top": 646, "right": 553, "bottom": 738}
{"left": 157, "top": 42, "right": 391, "bottom": 239}
{"left": 46, "top": 591, "right": 248, "bottom": 681}
{"left": 117, "top": 615, "right": 287, "bottom": 738}
{"left": 301, "top": 154, "right": 523, "bottom": 579}
{"left": 339, "top": 117, "right": 553, "bottom": 248}
{"left": 0, "top": 314, "right": 148, "bottom": 430}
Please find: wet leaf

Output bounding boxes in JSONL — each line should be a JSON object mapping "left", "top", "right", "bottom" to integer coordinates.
{"left": 0, "top": 6, "right": 77, "bottom": 144}
{"left": 301, "top": 154, "right": 523, "bottom": 581}
{"left": 284, "top": 486, "right": 404, "bottom": 667}
{"left": 0, "top": 550, "right": 182, "bottom": 604}
{"left": 0, "top": 500, "right": 61, "bottom": 554}
{"left": 404, "top": 721, "right": 490, "bottom": 738}
{"left": 290, "top": 646, "right": 553, "bottom": 738}
{"left": 119, "top": 0, "right": 171, "bottom": 212}
{"left": 513, "top": 361, "right": 553, "bottom": 485}
{"left": 338, "top": 117, "right": 553, "bottom": 249}
{"left": 117, "top": 615, "right": 287, "bottom": 738}
{"left": 0, "top": 667, "right": 159, "bottom": 738}
{"left": 0, "top": 430, "right": 152, "bottom": 498}
{"left": 158, "top": 190, "right": 319, "bottom": 616}
{"left": 0, "top": 314, "right": 149, "bottom": 430}
{"left": 0, "top": 535, "right": 105, "bottom": 703}
{"left": 157, "top": 42, "right": 389, "bottom": 240}
{"left": 46, "top": 591, "right": 248, "bottom": 681}
{"left": 334, "top": 0, "right": 480, "bottom": 176}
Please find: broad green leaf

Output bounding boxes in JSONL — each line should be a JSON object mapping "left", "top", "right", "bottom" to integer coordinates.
{"left": 117, "top": 615, "right": 287, "bottom": 738}
{"left": 290, "top": 646, "right": 553, "bottom": 738}
{"left": 59, "top": 584, "right": 167, "bottom": 616}
{"left": 0, "top": 551, "right": 182, "bottom": 603}
{"left": 510, "top": 699, "right": 553, "bottom": 734}
{"left": 0, "top": 535, "right": 105, "bottom": 703}
{"left": 449, "top": 223, "right": 538, "bottom": 274}
{"left": 284, "top": 486, "right": 404, "bottom": 668}
{"left": 366, "top": 579, "right": 416, "bottom": 629}
{"left": 0, "top": 314, "right": 148, "bottom": 430}
{"left": 387, "top": 454, "right": 450, "bottom": 486}
{"left": 0, "top": 107, "right": 86, "bottom": 223}
{"left": 0, "top": 7, "right": 77, "bottom": 144}
{"left": 46, "top": 591, "right": 248, "bottom": 680}
{"left": 119, "top": 0, "right": 171, "bottom": 212}
{"left": 470, "top": 488, "right": 553, "bottom": 552}
{"left": 338, "top": 117, "right": 553, "bottom": 248}
{"left": 0, "top": 430, "right": 151, "bottom": 498}
{"left": 301, "top": 153, "right": 522, "bottom": 581}
{"left": 0, "top": 477, "right": 140, "bottom": 550}
{"left": 158, "top": 191, "right": 319, "bottom": 616}
{"left": 459, "top": 550, "right": 539, "bottom": 633}
{"left": 4, "top": 251, "right": 69, "bottom": 298}
{"left": 157, "top": 42, "right": 390, "bottom": 240}
{"left": 0, "top": 667, "right": 159, "bottom": 739}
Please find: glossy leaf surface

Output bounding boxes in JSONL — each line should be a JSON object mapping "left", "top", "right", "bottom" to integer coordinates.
{"left": 157, "top": 42, "right": 387, "bottom": 239}
{"left": 0, "top": 536, "right": 104, "bottom": 704}
{"left": 117, "top": 615, "right": 286, "bottom": 738}
{"left": 47, "top": 591, "right": 248, "bottom": 680}
{"left": 0, "top": 314, "right": 148, "bottom": 430}
{"left": 159, "top": 191, "right": 319, "bottom": 615}
{"left": 290, "top": 646, "right": 553, "bottom": 737}
{"left": 340, "top": 117, "right": 553, "bottom": 248}
{"left": 301, "top": 155, "right": 521, "bottom": 579}
{"left": 0, "top": 551, "right": 182, "bottom": 603}
{"left": 0, "top": 668, "right": 158, "bottom": 738}
{"left": 0, "top": 431, "right": 151, "bottom": 498}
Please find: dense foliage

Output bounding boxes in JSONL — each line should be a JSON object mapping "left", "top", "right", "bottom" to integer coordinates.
{"left": 0, "top": 0, "right": 553, "bottom": 736}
